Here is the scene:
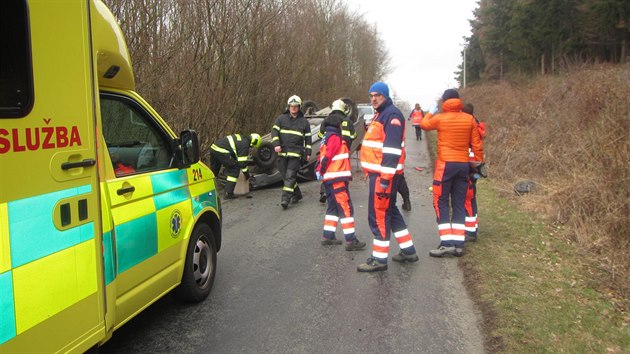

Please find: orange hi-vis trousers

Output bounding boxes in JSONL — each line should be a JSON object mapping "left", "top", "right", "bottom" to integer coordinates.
{"left": 464, "top": 177, "right": 478, "bottom": 238}
{"left": 322, "top": 181, "right": 356, "bottom": 242}
{"left": 367, "top": 173, "right": 416, "bottom": 263}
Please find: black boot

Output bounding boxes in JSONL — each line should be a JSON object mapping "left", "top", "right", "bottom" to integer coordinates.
{"left": 402, "top": 198, "right": 411, "bottom": 211}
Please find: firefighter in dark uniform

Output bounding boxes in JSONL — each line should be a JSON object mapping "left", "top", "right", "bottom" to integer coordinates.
{"left": 210, "top": 133, "right": 262, "bottom": 199}
{"left": 272, "top": 95, "right": 312, "bottom": 209}
{"left": 317, "top": 99, "right": 356, "bottom": 203}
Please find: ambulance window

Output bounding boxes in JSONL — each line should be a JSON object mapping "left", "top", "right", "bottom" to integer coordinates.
{"left": 0, "top": 0, "right": 33, "bottom": 118}
{"left": 100, "top": 94, "right": 173, "bottom": 177}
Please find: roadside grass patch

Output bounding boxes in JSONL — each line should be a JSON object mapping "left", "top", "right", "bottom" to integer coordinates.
{"left": 461, "top": 183, "right": 630, "bottom": 353}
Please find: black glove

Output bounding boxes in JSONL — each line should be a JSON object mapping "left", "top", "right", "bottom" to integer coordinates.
{"left": 243, "top": 171, "right": 250, "bottom": 180}
{"left": 376, "top": 178, "right": 390, "bottom": 199}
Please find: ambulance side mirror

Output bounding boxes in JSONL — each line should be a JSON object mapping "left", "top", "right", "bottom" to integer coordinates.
{"left": 178, "top": 129, "right": 200, "bottom": 168}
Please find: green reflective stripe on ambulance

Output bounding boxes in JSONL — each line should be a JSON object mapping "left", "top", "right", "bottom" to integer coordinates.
{"left": 115, "top": 213, "right": 158, "bottom": 273}
{"left": 150, "top": 170, "right": 191, "bottom": 210}
{"left": 102, "top": 231, "right": 114, "bottom": 284}
{"left": 191, "top": 184, "right": 217, "bottom": 218}
{"left": 0, "top": 271, "right": 16, "bottom": 345}
{"left": 8, "top": 185, "right": 93, "bottom": 268}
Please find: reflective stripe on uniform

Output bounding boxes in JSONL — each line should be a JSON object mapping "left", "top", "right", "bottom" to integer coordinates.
{"left": 279, "top": 129, "right": 304, "bottom": 136}
{"left": 227, "top": 135, "right": 248, "bottom": 162}
{"left": 279, "top": 152, "right": 301, "bottom": 158}
{"left": 210, "top": 144, "right": 230, "bottom": 154}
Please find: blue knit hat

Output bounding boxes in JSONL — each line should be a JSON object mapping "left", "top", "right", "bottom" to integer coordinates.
{"left": 442, "top": 88, "right": 459, "bottom": 101}
{"left": 369, "top": 81, "right": 390, "bottom": 98}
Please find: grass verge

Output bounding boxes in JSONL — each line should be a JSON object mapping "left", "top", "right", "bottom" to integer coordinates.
{"left": 424, "top": 129, "right": 629, "bottom": 353}
{"left": 461, "top": 183, "right": 630, "bottom": 353}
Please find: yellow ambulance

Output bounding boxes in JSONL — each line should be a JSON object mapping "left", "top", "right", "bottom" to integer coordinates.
{"left": 0, "top": 0, "right": 222, "bottom": 352}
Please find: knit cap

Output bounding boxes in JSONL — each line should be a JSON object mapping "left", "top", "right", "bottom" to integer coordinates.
{"left": 442, "top": 88, "right": 459, "bottom": 101}
{"left": 368, "top": 82, "right": 390, "bottom": 98}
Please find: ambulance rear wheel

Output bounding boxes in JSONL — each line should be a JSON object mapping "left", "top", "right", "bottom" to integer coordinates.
{"left": 175, "top": 223, "right": 216, "bottom": 302}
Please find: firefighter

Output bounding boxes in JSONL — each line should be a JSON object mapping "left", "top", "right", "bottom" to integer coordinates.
{"left": 272, "top": 95, "right": 312, "bottom": 209}
{"left": 316, "top": 112, "right": 366, "bottom": 250}
{"left": 210, "top": 133, "right": 262, "bottom": 199}
{"left": 409, "top": 103, "right": 424, "bottom": 140}
{"left": 357, "top": 82, "right": 419, "bottom": 272}
{"left": 462, "top": 103, "right": 486, "bottom": 242}
{"left": 421, "top": 89, "right": 484, "bottom": 257}
{"left": 318, "top": 99, "right": 357, "bottom": 203}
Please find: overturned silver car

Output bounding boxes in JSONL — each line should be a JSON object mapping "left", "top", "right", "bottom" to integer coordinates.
{"left": 248, "top": 98, "right": 365, "bottom": 189}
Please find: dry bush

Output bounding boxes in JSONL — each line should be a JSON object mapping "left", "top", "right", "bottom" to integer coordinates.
{"left": 462, "top": 63, "right": 630, "bottom": 298}
{"left": 103, "top": 0, "right": 388, "bottom": 151}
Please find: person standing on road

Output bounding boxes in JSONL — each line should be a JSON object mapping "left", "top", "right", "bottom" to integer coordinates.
{"left": 210, "top": 133, "right": 263, "bottom": 199}
{"left": 462, "top": 103, "right": 486, "bottom": 242}
{"left": 316, "top": 110, "right": 366, "bottom": 251}
{"left": 409, "top": 103, "right": 424, "bottom": 140}
{"left": 318, "top": 99, "right": 357, "bottom": 203}
{"left": 420, "top": 89, "right": 484, "bottom": 257}
{"left": 357, "top": 82, "right": 419, "bottom": 272}
{"left": 272, "top": 95, "right": 312, "bottom": 209}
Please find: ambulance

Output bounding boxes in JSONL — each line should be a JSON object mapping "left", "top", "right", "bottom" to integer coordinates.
{"left": 0, "top": 0, "right": 222, "bottom": 352}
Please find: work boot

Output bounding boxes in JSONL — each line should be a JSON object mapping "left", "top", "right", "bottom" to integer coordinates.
{"left": 321, "top": 238, "right": 343, "bottom": 246}
{"left": 357, "top": 257, "right": 388, "bottom": 272}
{"left": 345, "top": 238, "right": 366, "bottom": 251}
{"left": 281, "top": 200, "right": 289, "bottom": 209}
{"left": 319, "top": 194, "right": 326, "bottom": 203}
{"left": 465, "top": 232, "right": 477, "bottom": 242}
{"left": 224, "top": 193, "right": 237, "bottom": 200}
{"left": 429, "top": 246, "right": 464, "bottom": 257}
{"left": 402, "top": 199, "right": 411, "bottom": 211}
{"left": 392, "top": 251, "right": 419, "bottom": 263}
{"left": 291, "top": 193, "right": 303, "bottom": 204}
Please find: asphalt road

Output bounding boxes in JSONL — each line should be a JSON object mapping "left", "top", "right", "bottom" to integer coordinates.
{"left": 101, "top": 122, "right": 484, "bottom": 354}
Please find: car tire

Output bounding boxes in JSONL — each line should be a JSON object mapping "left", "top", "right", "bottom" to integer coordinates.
{"left": 252, "top": 141, "right": 277, "bottom": 169}
{"left": 174, "top": 223, "right": 216, "bottom": 303}
{"left": 340, "top": 97, "right": 358, "bottom": 123}
{"left": 301, "top": 100, "right": 319, "bottom": 115}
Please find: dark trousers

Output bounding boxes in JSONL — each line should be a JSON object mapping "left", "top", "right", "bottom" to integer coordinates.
{"left": 432, "top": 161, "right": 469, "bottom": 247}
{"left": 278, "top": 156, "right": 301, "bottom": 203}
{"left": 414, "top": 126, "right": 422, "bottom": 140}
{"left": 210, "top": 151, "right": 239, "bottom": 194}
{"left": 398, "top": 174, "right": 410, "bottom": 202}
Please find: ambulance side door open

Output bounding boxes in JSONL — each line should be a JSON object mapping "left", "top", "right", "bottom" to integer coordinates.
{"left": 100, "top": 92, "right": 187, "bottom": 323}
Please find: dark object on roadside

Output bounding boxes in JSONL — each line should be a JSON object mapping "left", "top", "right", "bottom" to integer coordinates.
{"left": 514, "top": 180, "right": 537, "bottom": 195}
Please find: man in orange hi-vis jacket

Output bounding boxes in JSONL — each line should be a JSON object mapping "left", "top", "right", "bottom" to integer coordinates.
{"left": 357, "top": 82, "right": 418, "bottom": 272}
{"left": 421, "top": 89, "right": 484, "bottom": 257}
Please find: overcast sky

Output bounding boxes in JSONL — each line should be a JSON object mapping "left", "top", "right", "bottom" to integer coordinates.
{"left": 343, "top": 0, "right": 478, "bottom": 108}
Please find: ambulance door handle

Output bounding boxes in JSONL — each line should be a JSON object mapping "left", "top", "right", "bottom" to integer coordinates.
{"left": 117, "top": 186, "right": 135, "bottom": 195}
{"left": 61, "top": 158, "right": 96, "bottom": 170}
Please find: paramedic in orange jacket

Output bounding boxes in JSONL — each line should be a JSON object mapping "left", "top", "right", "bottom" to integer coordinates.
{"left": 316, "top": 111, "right": 366, "bottom": 251}
{"left": 421, "top": 89, "right": 484, "bottom": 257}
{"left": 357, "top": 82, "right": 418, "bottom": 272}
{"left": 409, "top": 103, "right": 424, "bottom": 140}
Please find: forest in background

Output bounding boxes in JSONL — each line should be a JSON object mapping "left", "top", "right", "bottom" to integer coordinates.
{"left": 103, "top": 0, "right": 388, "bottom": 150}
{"left": 459, "top": 0, "right": 630, "bottom": 83}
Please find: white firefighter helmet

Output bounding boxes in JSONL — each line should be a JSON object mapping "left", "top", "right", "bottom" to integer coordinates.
{"left": 287, "top": 95, "right": 302, "bottom": 106}
{"left": 331, "top": 99, "right": 349, "bottom": 115}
